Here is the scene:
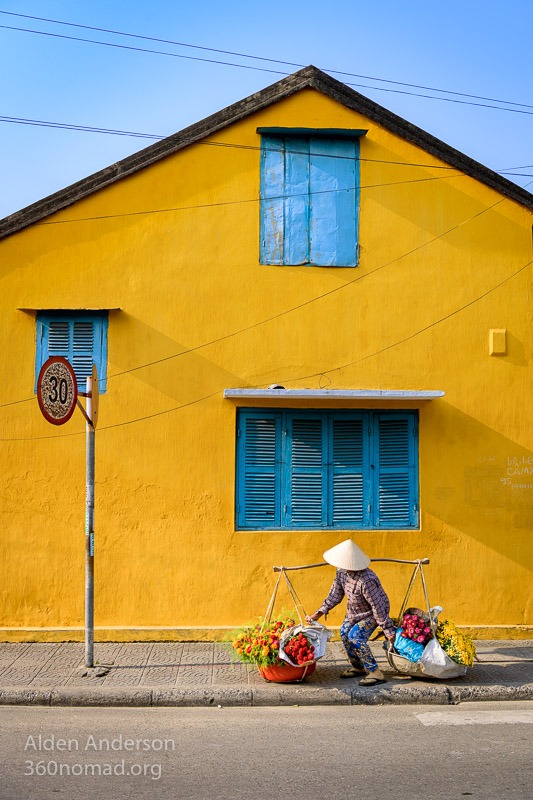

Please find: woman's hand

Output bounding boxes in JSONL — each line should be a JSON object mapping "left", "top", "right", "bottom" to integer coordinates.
{"left": 305, "top": 612, "right": 322, "bottom": 624}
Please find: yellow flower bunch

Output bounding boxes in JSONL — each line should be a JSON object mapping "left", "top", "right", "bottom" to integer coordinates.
{"left": 230, "top": 615, "right": 297, "bottom": 667}
{"left": 436, "top": 619, "right": 476, "bottom": 667}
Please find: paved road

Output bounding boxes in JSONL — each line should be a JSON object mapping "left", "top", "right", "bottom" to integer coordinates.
{"left": 1, "top": 702, "right": 532, "bottom": 799}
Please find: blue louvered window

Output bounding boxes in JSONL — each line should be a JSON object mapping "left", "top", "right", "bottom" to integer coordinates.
{"left": 259, "top": 132, "right": 360, "bottom": 267}
{"left": 35, "top": 312, "right": 108, "bottom": 392}
{"left": 236, "top": 410, "right": 418, "bottom": 530}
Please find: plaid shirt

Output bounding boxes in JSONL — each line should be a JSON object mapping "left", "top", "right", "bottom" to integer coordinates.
{"left": 318, "top": 568, "right": 396, "bottom": 638}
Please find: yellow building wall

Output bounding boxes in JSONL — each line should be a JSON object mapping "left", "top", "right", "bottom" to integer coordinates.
{"left": 1, "top": 88, "right": 532, "bottom": 641}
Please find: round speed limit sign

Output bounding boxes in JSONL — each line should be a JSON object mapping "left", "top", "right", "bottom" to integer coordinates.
{"left": 37, "top": 357, "right": 78, "bottom": 425}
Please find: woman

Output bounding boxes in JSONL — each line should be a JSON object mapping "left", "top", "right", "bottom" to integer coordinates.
{"left": 306, "top": 539, "right": 395, "bottom": 686}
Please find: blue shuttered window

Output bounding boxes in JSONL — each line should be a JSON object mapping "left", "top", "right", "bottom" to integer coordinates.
{"left": 260, "top": 135, "right": 359, "bottom": 267}
{"left": 374, "top": 414, "right": 417, "bottom": 528}
{"left": 35, "top": 312, "right": 108, "bottom": 392}
{"left": 331, "top": 416, "right": 367, "bottom": 527}
{"left": 288, "top": 416, "right": 326, "bottom": 527}
{"left": 236, "top": 410, "right": 418, "bottom": 530}
{"left": 240, "top": 414, "right": 281, "bottom": 527}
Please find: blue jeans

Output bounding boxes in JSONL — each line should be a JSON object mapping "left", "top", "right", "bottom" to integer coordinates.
{"left": 340, "top": 617, "right": 378, "bottom": 672}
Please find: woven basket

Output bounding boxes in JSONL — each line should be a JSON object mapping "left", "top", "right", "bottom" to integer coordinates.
{"left": 385, "top": 645, "right": 426, "bottom": 677}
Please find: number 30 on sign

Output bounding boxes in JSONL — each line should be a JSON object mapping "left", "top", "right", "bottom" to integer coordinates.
{"left": 37, "top": 357, "right": 78, "bottom": 425}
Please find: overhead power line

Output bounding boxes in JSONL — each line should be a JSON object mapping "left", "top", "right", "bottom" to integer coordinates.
{"left": 37, "top": 177, "right": 475, "bottom": 228}
{"left": 1, "top": 176, "right": 531, "bottom": 415}
{"left": 0, "top": 114, "right": 160, "bottom": 139}
{"left": 2, "top": 191, "right": 515, "bottom": 405}
{"left": 103, "top": 195, "right": 511, "bottom": 381}
{"left": 1, "top": 254, "right": 529, "bottom": 442}
{"left": 1, "top": 9, "right": 533, "bottom": 111}
{"left": 294, "top": 258, "right": 533, "bottom": 382}
{"left": 0, "top": 23, "right": 287, "bottom": 76}
{"left": 1, "top": 115, "right": 532, "bottom": 185}
{"left": 2, "top": 19, "right": 533, "bottom": 115}
{"left": 0, "top": 115, "right": 469, "bottom": 165}
{"left": 27, "top": 177, "right": 523, "bottom": 228}
{"left": 0, "top": 396, "right": 34, "bottom": 409}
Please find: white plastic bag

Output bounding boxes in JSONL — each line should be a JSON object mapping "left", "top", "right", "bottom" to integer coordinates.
{"left": 279, "top": 622, "right": 332, "bottom": 666}
{"left": 419, "top": 637, "right": 468, "bottom": 679}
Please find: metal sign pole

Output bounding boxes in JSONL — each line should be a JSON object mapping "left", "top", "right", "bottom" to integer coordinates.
{"left": 85, "top": 375, "right": 95, "bottom": 668}
{"left": 37, "top": 357, "right": 99, "bottom": 669}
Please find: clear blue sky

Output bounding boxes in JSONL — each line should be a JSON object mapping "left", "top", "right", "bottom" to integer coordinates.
{"left": 1, "top": 0, "right": 532, "bottom": 219}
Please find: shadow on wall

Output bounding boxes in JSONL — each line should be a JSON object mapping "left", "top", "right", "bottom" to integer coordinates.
{"left": 107, "top": 312, "right": 245, "bottom": 405}
{"left": 504, "top": 331, "right": 528, "bottom": 367}
{"left": 361, "top": 139, "right": 529, "bottom": 251}
{"left": 422, "top": 399, "right": 533, "bottom": 569}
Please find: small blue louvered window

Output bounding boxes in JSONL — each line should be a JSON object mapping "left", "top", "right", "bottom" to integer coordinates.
{"left": 35, "top": 312, "right": 108, "bottom": 392}
{"left": 236, "top": 410, "right": 418, "bottom": 530}
{"left": 260, "top": 133, "right": 360, "bottom": 267}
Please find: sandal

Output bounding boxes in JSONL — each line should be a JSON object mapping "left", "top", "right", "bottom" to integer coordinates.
{"left": 359, "top": 673, "right": 387, "bottom": 686}
{"left": 340, "top": 666, "right": 366, "bottom": 678}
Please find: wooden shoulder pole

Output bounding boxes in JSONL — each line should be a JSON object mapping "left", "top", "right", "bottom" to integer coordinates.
{"left": 273, "top": 558, "right": 429, "bottom": 572}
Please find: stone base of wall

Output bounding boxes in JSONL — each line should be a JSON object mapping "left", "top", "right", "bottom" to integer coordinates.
{"left": 0, "top": 625, "right": 532, "bottom": 643}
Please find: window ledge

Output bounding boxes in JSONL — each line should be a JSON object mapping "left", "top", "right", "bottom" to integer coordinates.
{"left": 257, "top": 126, "right": 368, "bottom": 139}
{"left": 224, "top": 388, "right": 445, "bottom": 401}
{"left": 18, "top": 307, "right": 121, "bottom": 313}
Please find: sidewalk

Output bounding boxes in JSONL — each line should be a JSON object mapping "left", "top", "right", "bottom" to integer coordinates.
{"left": 0, "top": 639, "right": 532, "bottom": 707}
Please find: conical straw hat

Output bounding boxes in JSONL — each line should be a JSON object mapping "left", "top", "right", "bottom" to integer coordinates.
{"left": 323, "top": 539, "right": 371, "bottom": 571}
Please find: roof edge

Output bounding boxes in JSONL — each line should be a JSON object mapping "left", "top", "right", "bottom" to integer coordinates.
{"left": 1, "top": 65, "right": 532, "bottom": 239}
{"left": 307, "top": 68, "right": 533, "bottom": 212}
{"left": 0, "top": 69, "right": 318, "bottom": 240}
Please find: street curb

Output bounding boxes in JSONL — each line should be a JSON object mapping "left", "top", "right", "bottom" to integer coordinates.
{"left": 152, "top": 688, "right": 253, "bottom": 707}
{"left": 0, "top": 689, "right": 52, "bottom": 706}
{"left": 252, "top": 685, "right": 352, "bottom": 706}
{"left": 448, "top": 684, "right": 533, "bottom": 704}
{"left": 1, "top": 683, "right": 532, "bottom": 707}
{"left": 351, "top": 683, "right": 452, "bottom": 705}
